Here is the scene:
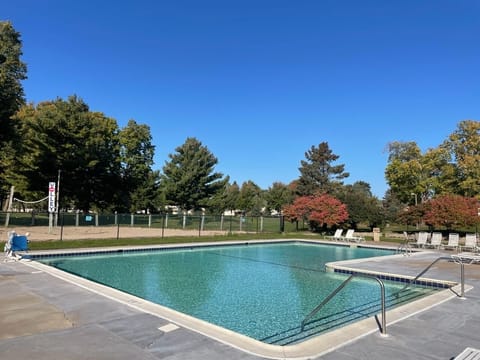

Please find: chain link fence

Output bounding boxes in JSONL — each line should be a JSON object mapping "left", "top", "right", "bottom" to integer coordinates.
{"left": 1, "top": 211, "right": 307, "bottom": 240}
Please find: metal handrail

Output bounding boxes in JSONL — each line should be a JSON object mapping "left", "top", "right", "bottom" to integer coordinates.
{"left": 397, "top": 240, "right": 412, "bottom": 256}
{"left": 397, "top": 232, "right": 413, "bottom": 256}
{"left": 395, "top": 256, "right": 465, "bottom": 298}
{"left": 301, "top": 273, "right": 387, "bottom": 336}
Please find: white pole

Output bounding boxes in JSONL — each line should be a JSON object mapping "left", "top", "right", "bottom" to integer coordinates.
{"left": 55, "top": 170, "right": 61, "bottom": 227}
{"left": 4, "top": 186, "right": 14, "bottom": 226}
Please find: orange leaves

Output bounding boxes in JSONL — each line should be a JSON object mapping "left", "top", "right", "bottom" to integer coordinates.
{"left": 283, "top": 193, "right": 349, "bottom": 227}
{"left": 423, "top": 194, "right": 479, "bottom": 228}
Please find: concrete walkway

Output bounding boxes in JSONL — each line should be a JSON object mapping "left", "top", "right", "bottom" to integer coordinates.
{"left": 1, "top": 245, "right": 480, "bottom": 359}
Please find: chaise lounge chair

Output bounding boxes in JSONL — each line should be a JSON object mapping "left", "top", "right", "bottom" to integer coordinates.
{"left": 454, "top": 347, "right": 480, "bottom": 360}
{"left": 411, "top": 232, "right": 429, "bottom": 248}
{"left": 426, "top": 232, "right": 443, "bottom": 249}
{"left": 325, "top": 229, "right": 344, "bottom": 241}
{"left": 451, "top": 252, "right": 480, "bottom": 265}
{"left": 462, "top": 233, "right": 478, "bottom": 252}
{"left": 444, "top": 233, "right": 460, "bottom": 251}
{"left": 343, "top": 229, "right": 365, "bottom": 242}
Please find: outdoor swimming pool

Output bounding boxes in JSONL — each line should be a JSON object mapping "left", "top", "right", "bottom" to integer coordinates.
{"left": 37, "top": 241, "right": 440, "bottom": 345}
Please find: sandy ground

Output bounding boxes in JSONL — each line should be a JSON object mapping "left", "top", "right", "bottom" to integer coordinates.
{"left": 0, "top": 226, "right": 229, "bottom": 242}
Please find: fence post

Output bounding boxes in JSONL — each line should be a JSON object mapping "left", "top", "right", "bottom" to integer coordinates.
{"left": 75, "top": 210, "right": 79, "bottom": 227}
{"left": 148, "top": 214, "right": 152, "bottom": 228}
{"left": 198, "top": 215, "right": 202, "bottom": 237}
{"left": 131, "top": 213, "right": 134, "bottom": 227}
{"left": 201, "top": 213, "right": 205, "bottom": 231}
{"left": 220, "top": 214, "right": 224, "bottom": 231}
{"left": 115, "top": 211, "right": 118, "bottom": 226}
{"left": 162, "top": 213, "right": 165, "bottom": 238}
{"left": 165, "top": 213, "right": 169, "bottom": 228}
{"left": 260, "top": 216, "right": 264, "bottom": 232}
{"left": 60, "top": 212, "right": 64, "bottom": 241}
{"left": 95, "top": 214, "right": 99, "bottom": 226}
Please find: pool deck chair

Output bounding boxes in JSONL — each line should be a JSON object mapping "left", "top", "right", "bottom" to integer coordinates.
{"left": 462, "top": 233, "right": 478, "bottom": 252}
{"left": 325, "top": 229, "right": 344, "bottom": 241}
{"left": 444, "top": 233, "right": 460, "bottom": 251}
{"left": 452, "top": 253, "right": 480, "bottom": 265}
{"left": 426, "top": 232, "right": 443, "bottom": 249}
{"left": 411, "top": 232, "right": 429, "bottom": 248}
{"left": 343, "top": 229, "right": 365, "bottom": 242}
{"left": 454, "top": 347, "right": 480, "bottom": 360}
{"left": 4, "top": 231, "right": 29, "bottom": 261}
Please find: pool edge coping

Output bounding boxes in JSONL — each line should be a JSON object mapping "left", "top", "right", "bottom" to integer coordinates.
{"left": 19, "top": 239, "right": 467, "bottom": 360}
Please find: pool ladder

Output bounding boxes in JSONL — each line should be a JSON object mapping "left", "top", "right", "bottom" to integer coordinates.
{"left": 395, "top": 256, "right": 466, "bottom": 298}
{"left": 301, "top": 256, "right": 468, "bottom": 337}
{"left": 397, "top": 232, "right": 413, "bottom": 256}
{"left": 301, "top": 273, "right": 387, "bottom": 336}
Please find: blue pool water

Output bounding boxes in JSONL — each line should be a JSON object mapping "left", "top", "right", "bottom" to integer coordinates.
{"left": 38, "top": 242, "right": 439, "bottom": 345}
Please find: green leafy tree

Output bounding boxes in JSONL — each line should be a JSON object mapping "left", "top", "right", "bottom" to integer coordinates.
{"left": 208, "top": 181, "right": 240, "bottom": 214}
{"left": 385, "top": 141, "right": 424, "bottom": 204}
{"left": 0, "top": 21, "right": 27, "bottom": 206}
{"left": 237, "top": 180, "right": 265, "bottom": 216}
{"left": 118, "top": 119, "right": 158, "bottom": 212}
{"left": 13, "top": 96, "right": 122, "bottom": 212}
{"left": 0, "top": 21, "right": 26, "bottom": 143}
{"left": 386, "top": 121, "right": 480, "bottom": 204}
{"left": 443, "top": 120, "right": 480, "bottom": 197}
{"left": 161, "top": 137, "right": 228, "bottom": 212}
{"left": 265, "top": 181, "right": 295, "bottom": 214}
{"left": 382, "top": 189, "right": 405, "bottom": 224}
{"left": 296, "top": 142, "right": 349, "bottom": 196}
{"left": 338, "top": 181, "right": 384, "bottom": 229}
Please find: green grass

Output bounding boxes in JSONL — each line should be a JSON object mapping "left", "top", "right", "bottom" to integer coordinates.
{"left": 7, "top": 232, "right": 407, "bottom": 251}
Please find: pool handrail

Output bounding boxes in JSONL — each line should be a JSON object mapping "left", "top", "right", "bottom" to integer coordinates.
{"left": 395, "top": 256, "right": 465, "bottom": 298}
{"left": 301, "top": 273, "right": 387, "bottom": 336}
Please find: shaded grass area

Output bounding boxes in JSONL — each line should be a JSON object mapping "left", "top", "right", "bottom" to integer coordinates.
{"left": 13, "top": 232, "right": 406, "bottom": 251}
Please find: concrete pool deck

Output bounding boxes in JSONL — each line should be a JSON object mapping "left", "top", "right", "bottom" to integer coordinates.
{"left": 1, "top": 240, "right": 480, "bottom": 359}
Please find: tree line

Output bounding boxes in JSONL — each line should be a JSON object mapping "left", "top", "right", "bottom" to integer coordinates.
{"left": 1, "top": 21, "right": 479, "bottom": 232}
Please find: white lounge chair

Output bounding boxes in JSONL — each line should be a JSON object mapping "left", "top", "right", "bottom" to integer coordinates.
{"left": 444, "top": 233, "right": 459, "bottom": 251}
{"left": 325, "top": 229, "right": 344, "bottom": 241}
{"left": 451, "top": 252, "right": 480, "bottom": 265}
{"left": 454, "top": 347, "right": 480, "bottom": 360}
{"left": 426, "top": 232, "right": 443, "bottom": 249}
{"left": 462, "top": 233, "right": 478, "bottom": 252}
{"left": 411, "top": 232, "right": 429, "bottom": 248}
{"left": 343, "top": 229, "right": 364, "bottom": 242}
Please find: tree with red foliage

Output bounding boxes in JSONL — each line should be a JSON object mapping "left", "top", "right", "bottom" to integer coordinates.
{"left": 423, "top": 194, "right": 479, "bottom": 229}
{"left": 283, "top": 193, "right": 349, "bottom": 230}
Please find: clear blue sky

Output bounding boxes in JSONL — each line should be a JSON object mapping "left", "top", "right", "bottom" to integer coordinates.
{"left": 3, "top": 1, "right": 479, "bottom": 198}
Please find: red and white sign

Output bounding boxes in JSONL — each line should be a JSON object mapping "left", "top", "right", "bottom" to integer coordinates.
{"left": 48, "top": 182, "right": 56, "bottom": 213}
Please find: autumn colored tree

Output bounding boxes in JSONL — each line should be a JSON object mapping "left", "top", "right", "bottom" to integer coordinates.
{"left": 283, "top": 194, "right": 349, "bottom": 231}
{"left": 396, "top": 203, "right": 427, "bottom": 227}
{"left": 423, "top": 194, "right": 479, "bottom": 229}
